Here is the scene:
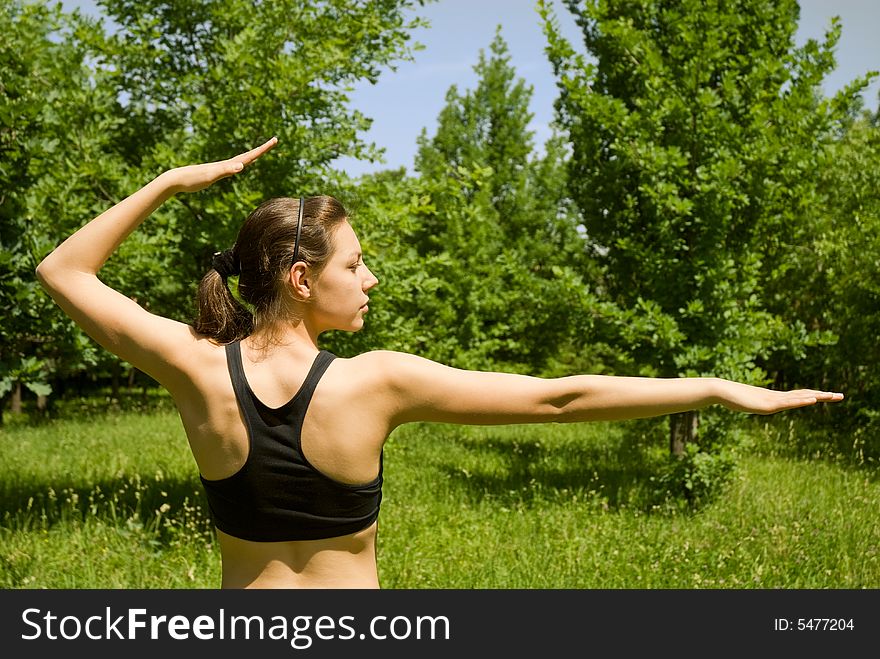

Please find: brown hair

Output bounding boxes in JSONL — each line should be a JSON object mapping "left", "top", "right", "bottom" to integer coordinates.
{"left": 193, "top": 196, "right": 349, "bottom": 345}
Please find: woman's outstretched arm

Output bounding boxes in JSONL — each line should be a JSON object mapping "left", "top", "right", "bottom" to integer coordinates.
{"left": 362, "top": 351, "right": 843, "bottom": 428}
{"left": 35, "top": 137, "right": 277, "bottom": 389}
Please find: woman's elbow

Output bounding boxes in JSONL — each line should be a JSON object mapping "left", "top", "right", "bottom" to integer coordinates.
{"left": 35, "top": 257, "right": 68, "bottom": 294}
{"left": 542, "top": 394, "right": 572, "bottom": 420}
{"left": 544, "top": 375, "right": 598, "bottom": 423}
{"left": 34, "top": 254, "right": 58, "bottom": 291}
{"left": 35, "top": 260, "right": 52, "bottom": 289}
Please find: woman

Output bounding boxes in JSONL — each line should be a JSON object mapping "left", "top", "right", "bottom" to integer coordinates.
{"left": 35, "top": 137, "right": 843, "bottom": 588}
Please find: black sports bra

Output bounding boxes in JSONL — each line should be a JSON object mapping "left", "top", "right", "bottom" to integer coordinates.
{"left": 199, "top": 341, "right": 383, "bottom": 542}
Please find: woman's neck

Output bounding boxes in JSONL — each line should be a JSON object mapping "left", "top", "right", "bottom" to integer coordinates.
{"left": 245, "top": 318, "right": 320, "bottom": 359}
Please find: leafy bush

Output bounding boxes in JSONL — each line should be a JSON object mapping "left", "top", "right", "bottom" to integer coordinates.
{"left": 650, "top": 443, "right": 737, "bottom": 510}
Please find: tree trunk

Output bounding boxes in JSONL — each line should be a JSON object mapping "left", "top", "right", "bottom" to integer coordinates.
{"left": 11, "top": 381, "right": 22, "bottom": 414}
{"left": 669, "top": 410, "right": 699, "bottom": 456}
{"left": 36, "top": 393, "right": 48, "bottom": 413}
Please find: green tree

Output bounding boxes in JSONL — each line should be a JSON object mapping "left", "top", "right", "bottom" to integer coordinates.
{"left": 771, "top": 108, "right": 880, "bottom": 460}
{"left": 0, "top": 0, "right": 116, "bottom": 417}
{"left": 406, "top": 28, "right": 592, "bottom": 374}
{"left": 3, "top": 0, "right": 429, "bottom": 414}
{"left": 81, "top": 0, "right": 430, "bottom": 313}
{"left": 415, "top": 27, "right": 536, "bottom": 225}
{"left": 541, "top": 0, "right": 870, "bottom": 454}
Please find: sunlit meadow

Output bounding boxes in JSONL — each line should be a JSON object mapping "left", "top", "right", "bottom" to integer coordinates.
{"left": 2, "top": 398, "right": 878, "bottom": 588}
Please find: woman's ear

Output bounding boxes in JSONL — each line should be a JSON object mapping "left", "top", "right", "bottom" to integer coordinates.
{"left": 287, "top": 262, "right": 311, "bottom": 301}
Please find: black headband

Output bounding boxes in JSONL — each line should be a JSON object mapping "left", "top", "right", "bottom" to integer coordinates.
{"left": 292, "top": 196, "right": 304, "bottom": 265}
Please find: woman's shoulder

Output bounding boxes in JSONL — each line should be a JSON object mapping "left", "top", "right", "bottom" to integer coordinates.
{"left": 332, "top": 350, "right": 455, "bottom": 394}
{"left": 336, "top": 349, "right": 433, "bottom": 376}
{"left": 162, "top": 330, "right": 234, "bottom": 394}
{"left": 327, "top": 350, "right": 397, "bottom": 384}
{"left": 341, "top": 349, "right": 404, "bottom": 367}
{"left": 179, "top": 330, "right": 234, "bottom": 363}
{"left": 324, "top": 350, "right": 421, "bottom": 395}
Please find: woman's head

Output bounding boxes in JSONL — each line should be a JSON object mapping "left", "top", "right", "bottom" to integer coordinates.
{"left": 194, "top": 195, "right": 375, "bottom": 344}
{"left": 304, "top": 218, "right": 378, "bottom": 334}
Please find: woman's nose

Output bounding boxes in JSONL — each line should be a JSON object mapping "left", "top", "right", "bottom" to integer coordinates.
{"left": 364, "top": 267, "right": 379, "bottom": 289}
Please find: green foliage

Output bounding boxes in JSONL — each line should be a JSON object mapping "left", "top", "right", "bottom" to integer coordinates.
{"left": 5, "top": 0, "right": 879, "bottom": 478}
{"left": 541, "top": 0, "right": 866, "bottom": 382}
{"left": 342, "top": 29, "right": 598, "bottom": 374}
{"left": 540, "top": 0, "right": 875, "bottom": 452}
{"left": 84, "top": 0, "right": 429, "bottom": 267}
{"left": 650, "top": 443, "right": 737, "bottom": 510}
{"left": 0, "top": 1, "right": 108, "bottom": 408}
{"left": 414, "top": 28, "right": 537, "bottom": 224}
{"left": 1, "top": 0, "right": 429, "bottom": 409}
{"left": 765, "top": 110, "right": 880, "bottom": 456}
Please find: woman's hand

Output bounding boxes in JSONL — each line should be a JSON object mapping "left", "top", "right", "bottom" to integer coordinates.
{"left": 717, "top": 379, "right": 844, "bottom": 415}
{"left": 165, "top": 136, "right": 278, "bottom": 194}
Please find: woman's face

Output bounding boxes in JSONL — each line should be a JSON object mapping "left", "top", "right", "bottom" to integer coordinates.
{"left": 308, "top": 220, "right": 378, "bottom": 333}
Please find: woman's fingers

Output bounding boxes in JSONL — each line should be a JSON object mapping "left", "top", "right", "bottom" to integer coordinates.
{"left": 793, "top": 389, "right": 844, "bottom": 402}
{"left": 168, "top": 138, "right": 279, "bottom": 194}
{"left": 729, "top": 386, "right": 845, "bottom": 415}
{"left": 774, "top": 389, "right": 844, "bottom": 413}
{"left": 210, "top": 137, "right": 278, "bottom": 183}
{"left": 230, "top": 136, "right": 278, "bottom": 169}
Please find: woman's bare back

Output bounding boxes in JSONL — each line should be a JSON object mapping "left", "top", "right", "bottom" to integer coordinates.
{"left": 171, "top": 336, "right": 388, "bottom": 588}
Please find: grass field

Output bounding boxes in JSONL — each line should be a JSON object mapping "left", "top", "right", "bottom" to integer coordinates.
{"left": 1, "top": 401, "right": 878, "bottom": 588}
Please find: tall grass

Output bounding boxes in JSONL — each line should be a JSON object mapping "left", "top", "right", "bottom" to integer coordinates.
{"left": 1, "top": 405, "right": 217, "bottom": 588}
{"left": 1, "top": 405, "right": 878, "bottom": 588}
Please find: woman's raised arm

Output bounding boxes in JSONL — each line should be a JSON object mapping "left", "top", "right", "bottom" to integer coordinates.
{"left": 361, "top": 351, "right": 843, "bottom": 429}
{"left": 35, "top": 138, "right": 277, "bottom": 390}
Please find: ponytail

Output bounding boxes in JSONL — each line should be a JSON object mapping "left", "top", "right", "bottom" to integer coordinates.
{"left": 194, "top": 259, "right": 253, "bottom": 344}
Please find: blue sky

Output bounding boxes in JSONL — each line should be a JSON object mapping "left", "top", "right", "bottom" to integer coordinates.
{"left": 336, "top": 0, "right": 880, "bottom": 177}
{"left": 63, "top": 1, "right": 880, "bottom": 178}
